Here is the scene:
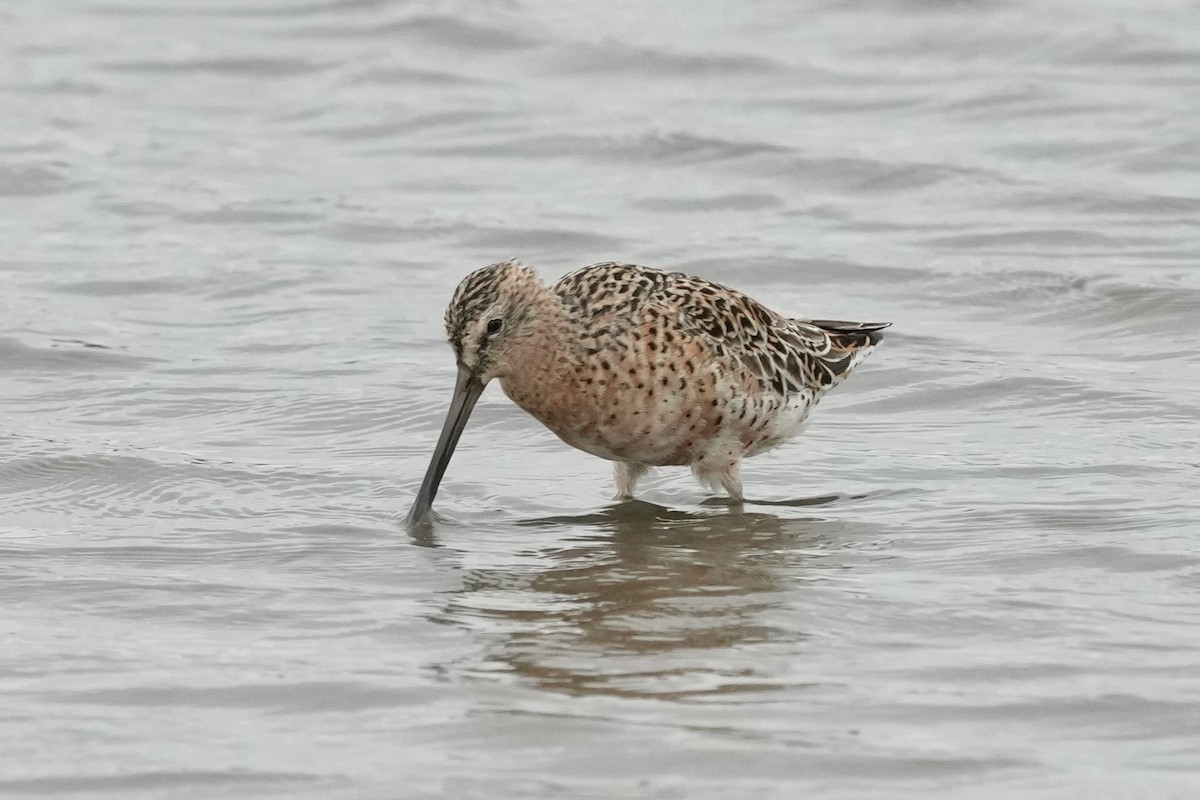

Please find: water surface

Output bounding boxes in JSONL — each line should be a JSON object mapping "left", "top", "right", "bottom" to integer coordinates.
{"left": 3, "top": 1, "right": 1199, "bottom": 797}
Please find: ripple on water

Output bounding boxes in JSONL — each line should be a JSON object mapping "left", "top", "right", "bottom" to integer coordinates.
{"left": 285, "top": 11, "right": 540, "bottom": 49}
{"left": 548, "top": 42, "right": 788, "bottom": 78}
{"left": 414, "top": 129, "right": 795, "bottom": 165}
{"left": 0, "top": 446, "right": 375, "bottom": 521}
{"left": 101, "top": 56, "right": 327, "bottom": 77}
{"left": 926, "top": 268, "right": 1200, "bottom": 342}
{"left": 0, "top": 163, "right": 80, "bottom": 196}
{"left": 0, "top": 337, "right": 153, "bottom": 373}
{"left": 631, "top": 193, "right": 784, "bottom": 213}
{"left": 46, "top": 278, "right": 192, "bottom": 297}
{"left": 0, "top": 771, "right": 334, "bottom": 797}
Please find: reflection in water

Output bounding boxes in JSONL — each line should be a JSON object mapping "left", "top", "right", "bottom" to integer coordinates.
{"left": 434, "top": 502, "right": 856, "bottom": 700}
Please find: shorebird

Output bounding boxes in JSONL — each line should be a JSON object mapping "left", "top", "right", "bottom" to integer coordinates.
{"left": 406, "top": 259, "right": 888, "bottom": 524}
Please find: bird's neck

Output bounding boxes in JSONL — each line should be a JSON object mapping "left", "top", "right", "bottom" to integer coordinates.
{"left": 497, "top": 290, "right": 590, "bottom": 434}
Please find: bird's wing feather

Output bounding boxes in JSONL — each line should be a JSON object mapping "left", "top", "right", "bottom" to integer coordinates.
{"left": 553, "top": 263, "right": 887, "bottom": 396}
{"left": 659, "top": 272, "right": 886, "bottom": 395}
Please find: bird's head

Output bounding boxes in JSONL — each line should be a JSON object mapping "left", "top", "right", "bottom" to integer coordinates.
{"left": 443, "top": 258, "right": 541, "bottom": 384}
{"left": 407, "top": 259, "right": 544, "bottom": 529}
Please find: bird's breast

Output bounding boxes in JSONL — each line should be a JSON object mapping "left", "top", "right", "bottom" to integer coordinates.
{"left": 499, "top": 336, "right": 815, "bottom": 467}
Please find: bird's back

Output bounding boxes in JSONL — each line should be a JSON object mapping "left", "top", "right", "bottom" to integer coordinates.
{"left": 553, "top": 262, "right": 887, "bottom": 393}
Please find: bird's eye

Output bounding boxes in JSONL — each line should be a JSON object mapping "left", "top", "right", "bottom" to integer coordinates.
{"left": 486, "top": 318, "right": 503, "bottom": 335}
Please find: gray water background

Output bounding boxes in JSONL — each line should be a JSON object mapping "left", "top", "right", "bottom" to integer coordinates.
{"left": 3, "top": 0, "right": 1200, "bottom": 797}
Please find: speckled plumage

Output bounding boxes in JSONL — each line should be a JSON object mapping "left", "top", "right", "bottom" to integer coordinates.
{"left": 409, "top": 258, "right": 888, "bottom": 521}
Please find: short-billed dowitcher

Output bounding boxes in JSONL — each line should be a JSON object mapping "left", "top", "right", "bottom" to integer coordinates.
{"left": 407, "top": 259, "right": 888, "bottom": 524}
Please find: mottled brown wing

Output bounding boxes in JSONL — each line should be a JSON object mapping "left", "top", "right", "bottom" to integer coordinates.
{"left": 802, "top": 319, "right": 891, "bottom": 378}
{"left": 553, "top": 263, "right": 887, "bottom": 396}
{"left": 656, "top": 273, "right": 888, "bottom": 396}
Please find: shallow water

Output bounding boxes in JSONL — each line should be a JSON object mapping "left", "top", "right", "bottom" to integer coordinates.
{"left": 3, "top": 0, "right": 1200, "bottom": 797}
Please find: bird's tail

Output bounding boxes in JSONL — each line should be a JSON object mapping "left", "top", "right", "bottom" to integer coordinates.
{"left": 810, "top": 320, "right": 891, "bottom": 379}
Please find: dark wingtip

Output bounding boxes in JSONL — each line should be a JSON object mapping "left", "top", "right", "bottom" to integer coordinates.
{"left": 860, "top": 322, "right": 890, "bottom": 346}
{"left": 811, "top": 319, "right": 891, "bottom": 346}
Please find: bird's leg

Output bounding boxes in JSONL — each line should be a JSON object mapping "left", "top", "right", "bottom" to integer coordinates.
{"left": 693, "top": 438, "right": 744, "bottom": 501}
{"left": 614, "top": 462, "right": 648, "bottom": 500}
{"left": 695, "top": 461, "right": 745, "bottom": 508}
{"left": 720, "top": 461, "right": 743, "bottom": 501}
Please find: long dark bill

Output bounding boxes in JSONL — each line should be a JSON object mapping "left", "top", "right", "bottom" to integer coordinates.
{"left": 405, "top": 364, "right": 485, "bottom": 528}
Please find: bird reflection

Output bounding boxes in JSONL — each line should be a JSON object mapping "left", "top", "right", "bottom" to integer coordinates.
{"left": 432, "top": 500, "right": 857, "bottom": 700}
